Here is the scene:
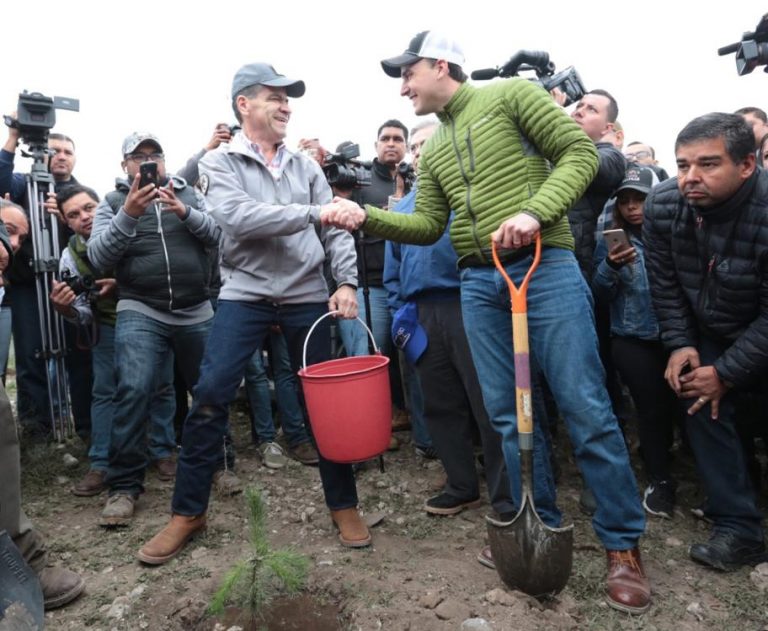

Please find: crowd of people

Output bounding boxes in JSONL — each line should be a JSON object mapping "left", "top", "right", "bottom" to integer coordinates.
{"left": 0, "top": 30, "right": 766, "bottom": 617}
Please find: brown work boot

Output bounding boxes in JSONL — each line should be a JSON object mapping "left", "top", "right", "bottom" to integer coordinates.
{"left": 288, "top": 441, "right": 319, "bottom": 465}
{"left": 99, "top": 493, "right": 136, "bottom": 527}
{"left": 154, "top": 456, "right": 176, "bottom": 481}
{"left": 213, "top": 469, "right": 243, "bottom": 496}
{"left": 71, "top": 469, "right": 106, "bottom": 496}
{"left": 605, "top": 547, "right": 651, "bottom": 614}
{"left": 39, "top": 566, "right": 86, "bottom": 610}
{"left": 391, "top": 408, "right": 411, "bottom": 431}
{"left": 330, "top": 508, "right": 371, "bottom": 548}
{"left": 137, "top": 514, "right": 207, "bottom": 565}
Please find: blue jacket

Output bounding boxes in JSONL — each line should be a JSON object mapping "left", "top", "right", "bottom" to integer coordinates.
{"left": 592, "top": 232, "right": 659, "bottom": 340}
{"left": 383, "top": 189, "right": 460, "bottom": 313}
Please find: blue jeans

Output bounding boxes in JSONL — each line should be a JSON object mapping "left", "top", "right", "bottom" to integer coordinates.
{"left": 106, "top": 310, "right": 212, "bottom": 496}
{"left": 245, "top": 328, "right": 309, "bottom": 447}
{"left": 460, "top": 248, "right": 645, "bottom": 550}
{"left": 338, "top": 287, "right": 391, "bottom": 356}
{"left": 90, "top": 323, "right": 176, "bottom": 471}
{"left": 173, "top": 300, "right": 357, "bottom": 516}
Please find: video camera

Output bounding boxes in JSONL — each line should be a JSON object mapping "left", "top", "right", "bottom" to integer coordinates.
{"left": 3, "top": 91, "right": 79, "bottom": 151}
{"left": 719, "top": 13, "right": 768, "bottom": 75}
{"left": 322, "top": 143, "right": 371, "bottom": 190}
{"left": 471, "top": 50, "right": 586, "bottom": 107}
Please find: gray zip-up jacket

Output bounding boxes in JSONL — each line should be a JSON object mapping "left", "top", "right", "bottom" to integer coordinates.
{"left": 199, "top": 133, "right": 357, "bottom": 303}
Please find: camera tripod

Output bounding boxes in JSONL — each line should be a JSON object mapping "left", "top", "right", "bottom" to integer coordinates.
{"left": 25, "top": 142, "right": 73, "bottom": 441}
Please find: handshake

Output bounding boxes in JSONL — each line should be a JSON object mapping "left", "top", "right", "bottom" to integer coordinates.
{"left": 319, "top": 197, "right": 368, "bottom": 231}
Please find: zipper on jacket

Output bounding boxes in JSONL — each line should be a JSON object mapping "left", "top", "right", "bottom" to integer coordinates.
{"left": 155, "top": 203, "right": 174, "bottom": 310}
{"left": 447, "top": 114, "right": 484, "bottom": 257}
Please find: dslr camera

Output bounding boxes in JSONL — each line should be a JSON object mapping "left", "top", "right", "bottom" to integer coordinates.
{"left": 471, "top": 50, "right": 586, "bottom": 107}
{"left": 719, "top": 13, "right": 768, "bottom": 75}
{"left": 322, "top": 143, "right": 371, "bottom": 190}
{"left": 60, "top": 269, "right": 99, "bottom": 301}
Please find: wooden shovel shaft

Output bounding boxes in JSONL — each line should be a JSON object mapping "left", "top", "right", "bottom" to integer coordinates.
{"left": 491, "top": 237, "right": 542, "bottom": 442}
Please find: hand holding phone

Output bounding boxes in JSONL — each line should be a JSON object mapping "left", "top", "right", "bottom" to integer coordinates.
{"left": 603, "top": 228, "right": 636, "bottom": 267}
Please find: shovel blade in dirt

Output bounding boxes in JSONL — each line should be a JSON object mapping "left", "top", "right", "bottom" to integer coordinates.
{"left": 0, "top": 530, "right": 44, "bottom": 631}
{"left": 486, "top": 499, "right": 574, "bottom": 598}
{"left": 489, "top": 237, "right": 574, "bottom": 598}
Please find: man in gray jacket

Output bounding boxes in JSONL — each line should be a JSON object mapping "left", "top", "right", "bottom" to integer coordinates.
{"left": 88, "top": 133, "right": 222, "bottom": 527}
{"left": 139, "top": 63, "right": 363, "bottom": 565}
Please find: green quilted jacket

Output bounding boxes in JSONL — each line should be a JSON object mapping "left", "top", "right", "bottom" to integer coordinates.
{"left": 363, "top": 79, "right": 598, "bottom": 266}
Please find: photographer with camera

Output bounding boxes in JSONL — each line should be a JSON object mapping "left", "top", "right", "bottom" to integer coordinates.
{"left": 334, "top": 120, "right": 422, "bottom": 447}
{"left": 88, "top": 132, "right": 225, "bottom": 528}
{"left": 48, "top": 185, "right": 178, "bottom": 498}
{"left": 0, "top": 121, "right": 91, "bottom": 442}
{"left": 734, "top": 107, "right": 768, "bottom": 167}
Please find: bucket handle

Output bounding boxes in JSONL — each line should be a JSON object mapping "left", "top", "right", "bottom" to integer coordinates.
{"left": 302, "top": 310, "right": 380, "bottom": 370}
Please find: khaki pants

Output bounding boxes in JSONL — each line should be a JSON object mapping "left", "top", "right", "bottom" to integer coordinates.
{"left": 0, "top": 384, "right": 47, "bottom": 572}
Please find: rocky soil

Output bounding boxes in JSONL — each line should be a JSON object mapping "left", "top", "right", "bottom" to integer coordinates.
{"left": 17, "top": 402, "right": 768, "bottom": 630}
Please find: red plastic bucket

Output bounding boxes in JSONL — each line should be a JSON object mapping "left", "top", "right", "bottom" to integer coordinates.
{"left": 298, "top": 312, "right": 392, "bottom": 463}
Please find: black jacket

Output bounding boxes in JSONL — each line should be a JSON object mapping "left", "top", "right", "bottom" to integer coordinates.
{"left": 567, "top": 142, "right": 626, "bottom": 281}
{"left": 643, "top": 170, "right": 768, "bottom": 387}
{"left": 100, "top": 178, "right": 212, "bottom": 311}
{"left": 352, "top": 159, "right": 410, "bottom": 287}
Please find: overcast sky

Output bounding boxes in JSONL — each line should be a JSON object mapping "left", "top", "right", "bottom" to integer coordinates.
{"left": 2, "top": 2, "right": 765, "bottom": 194}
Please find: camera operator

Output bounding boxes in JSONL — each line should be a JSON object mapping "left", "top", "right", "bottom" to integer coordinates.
{"left": 0, "top": 121, "right": 90, "bottom": 441}
{"left": 48, "top": 185, "right": 178, "bottom": 498}
{"left": 734, "top": 107, "right": 768, "bottom": 167}
{"left": 336, "top": 120, "right": 414, "bottom": 435}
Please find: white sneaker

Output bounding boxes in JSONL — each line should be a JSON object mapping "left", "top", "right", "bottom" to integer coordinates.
{"left": 258, "top": 441, "right": 287, "bottom": 469}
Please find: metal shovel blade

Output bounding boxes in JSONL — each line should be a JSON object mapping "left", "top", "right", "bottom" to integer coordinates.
{"left": 487, "top": 495, "right": 574, "bottom": 598}
{"left": 0, "top": 530, "right": 44, "bottom": 630}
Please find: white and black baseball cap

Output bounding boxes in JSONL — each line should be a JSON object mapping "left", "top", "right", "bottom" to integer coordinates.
{"left": 381, "top": 31, "right": 465, "bottom": 78}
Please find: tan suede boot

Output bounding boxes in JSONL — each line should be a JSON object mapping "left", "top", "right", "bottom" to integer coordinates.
{"left": 330, "top": 508, "right": 371, "bottom": 548}
{"left": 137, "top": 514, "right": 206, "bottom": 565}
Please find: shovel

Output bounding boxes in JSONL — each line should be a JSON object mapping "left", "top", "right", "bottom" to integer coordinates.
{"left": 0, "top": 530, "right": 44, "bottom": 630}
{"left": 486, "top": 235, "right": 574, "bottom": 598}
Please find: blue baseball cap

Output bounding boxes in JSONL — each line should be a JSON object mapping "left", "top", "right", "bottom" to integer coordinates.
{"left": 391, "top": 302, "right": 428, "bottom": 365}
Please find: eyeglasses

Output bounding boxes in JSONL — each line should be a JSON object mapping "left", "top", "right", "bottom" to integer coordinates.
{"left": 624, "top": 150, "right": 651, "bottom": 161}
{"left": 125, "top": 152, "right": 164, "bottom": 163}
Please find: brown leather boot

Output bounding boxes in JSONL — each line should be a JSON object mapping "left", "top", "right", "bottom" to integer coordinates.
{"left": 137, "top": 514, "right": 206, "bottom": 565}
{"left": 605, "top": 547, "right": 651, "bottom": 614}
{"left": 330, "top": 508, "right": 371, "bottom": 548}
{"left": 39, "top": 567, "right": 85, "bottom": 610}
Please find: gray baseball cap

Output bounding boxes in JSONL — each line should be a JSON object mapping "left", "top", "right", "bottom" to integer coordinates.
{"left": 231, "top": 63, "right": 305, "bottom": 99}
{"left": 122, "top": 132, "right": 163, "bottom": 156}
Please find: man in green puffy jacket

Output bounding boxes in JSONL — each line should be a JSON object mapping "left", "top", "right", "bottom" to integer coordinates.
{"left": 321, "top": 30, "right": 650, "bottom": 614}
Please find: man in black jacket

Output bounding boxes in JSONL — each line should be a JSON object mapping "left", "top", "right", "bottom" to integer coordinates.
{"left": 567, "top": 89, "right": 626, "bottom": 281}
{"left": 644, "top": 112, "right": 768, "bottom": 571}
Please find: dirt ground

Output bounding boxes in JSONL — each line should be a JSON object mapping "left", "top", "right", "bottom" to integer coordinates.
{"left": 17, "top": 400, "right": 768, "bottom": 631}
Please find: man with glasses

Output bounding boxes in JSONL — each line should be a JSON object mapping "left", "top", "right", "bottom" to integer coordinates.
{"left": 624, "top": 142, "right": 669, "bottom": 181}
{"left": 0, "top": 126, "right": 93, "bottom": 442}
{"left": 88, "top": 133, "right": 222, "bottom": 527}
